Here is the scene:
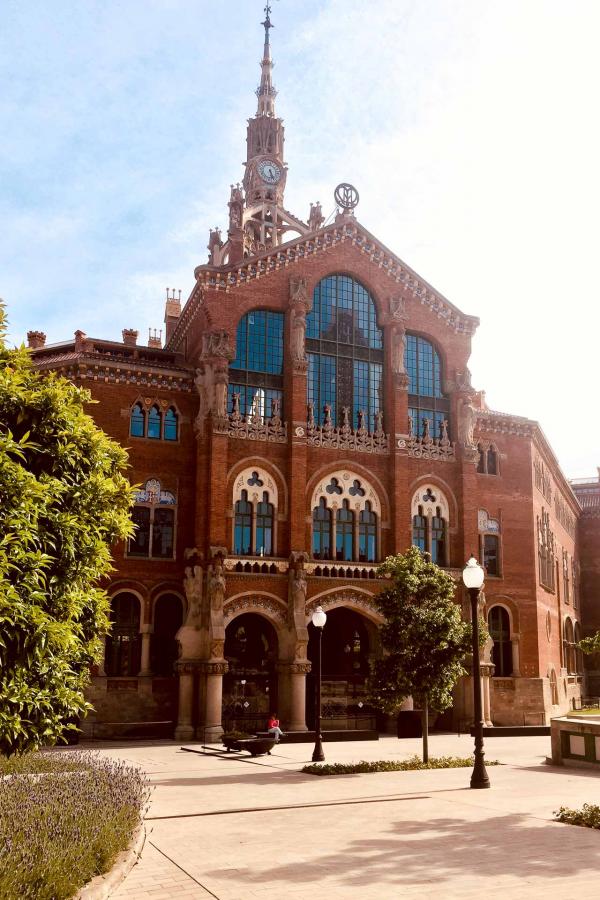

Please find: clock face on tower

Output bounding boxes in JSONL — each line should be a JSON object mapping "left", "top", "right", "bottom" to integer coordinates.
{"left": 258, "top": 158, "right": 282, "bottom": 184}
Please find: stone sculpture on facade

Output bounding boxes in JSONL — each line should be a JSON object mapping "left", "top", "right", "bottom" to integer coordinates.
{"left": 289, "top": 276, "right": 310, "bottom": 373}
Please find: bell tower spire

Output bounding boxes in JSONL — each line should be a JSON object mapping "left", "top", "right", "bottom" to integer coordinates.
{"left": 257, "top": 3, "right": 277, "bottom": 116}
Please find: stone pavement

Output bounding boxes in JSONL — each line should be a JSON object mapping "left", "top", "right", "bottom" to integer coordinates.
{"left": 86, "top": 733, "right": 600, "bottom": 900}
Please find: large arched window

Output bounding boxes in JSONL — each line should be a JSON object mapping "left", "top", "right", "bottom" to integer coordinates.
{"left": 488, "top": 606, "right": 513, "bottom": 677}
{"left": 231, "top": 467, "right": 279, "bottom": 556}
{"left": 105, "top": 593, "right": 141, "bottom": 677}
{"left": 307, "top": 275, "right": 383, "bottom": 430}
{"left": 311, "top": 471, "right": 381, "bottom": 563}
{"left": 229, "top": 310, "right": 284, "bottom": 420}
{"left": 405, "top": 335, "right": 450, "bottom": 439}
{"left": 411, "top": 485, "right": 449, "bottom": 566}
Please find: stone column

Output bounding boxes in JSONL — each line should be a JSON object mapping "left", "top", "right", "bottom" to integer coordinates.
{"left": 174, "top": 662, "right": 196, "bottom": 742}
{"left": 511, "top": 635, "right": 521, "bottom": 677}
{"left": 481, "top": 663, "right": 493, "bottom": 727}
{"left": 199, "top": 661, "right": 228, "bottom": 742}
{"left": 138, "top": 625, "right": 153, "bottom": 676}
{"left": 279, "top": 662, "right": 311, "bottom": 732}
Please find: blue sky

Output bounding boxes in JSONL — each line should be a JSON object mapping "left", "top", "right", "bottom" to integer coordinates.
{"left": 2, "top": 1, "right": 599, "bottom": 477}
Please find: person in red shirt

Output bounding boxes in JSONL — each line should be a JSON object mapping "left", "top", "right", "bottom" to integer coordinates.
{"left": 268, "top": 714, "right": 284, "bottom": 743}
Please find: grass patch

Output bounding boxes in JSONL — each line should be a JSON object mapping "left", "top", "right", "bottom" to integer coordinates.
{"left": 302, "top": 754, "right": 500, "bottom": 776}
{"left": 554, "top": 804, "right": 600, "bottom": 829}
{"left": 0, "top": 750, "right": 150, "bottom": 900}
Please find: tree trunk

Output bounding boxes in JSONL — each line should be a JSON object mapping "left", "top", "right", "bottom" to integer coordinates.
{"left": 421, "top": 697, "right": 429, "bottom": 764}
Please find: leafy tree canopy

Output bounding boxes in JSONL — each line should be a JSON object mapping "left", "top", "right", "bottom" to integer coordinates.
{"left": 369, "top": 547, "right": 472, "bottom": 715}
{"left": 578, "top": 632, "right": 600, "bottom": 655}
{"left": 0, "top": 303, "right": 134, "bottom": 755}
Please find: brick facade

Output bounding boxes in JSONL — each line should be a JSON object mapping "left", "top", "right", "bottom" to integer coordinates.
{"left": 27, "top": 12, "right": 594, "bottom": 736}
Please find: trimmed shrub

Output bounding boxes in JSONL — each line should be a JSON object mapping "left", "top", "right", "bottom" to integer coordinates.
{"left": 554, "top": 804, "right": 600, "bottom": 830}
{"left": 0, "top": 750, "right": 149, "bottom": 900}
{"left": 302, "top": 754, "right": 500, "bottom": 776}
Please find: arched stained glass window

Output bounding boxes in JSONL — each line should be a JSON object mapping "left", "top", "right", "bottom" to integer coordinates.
{"left": 234, "top": 490, "right": 253, "bottom": 555}
{"left": 312, "top": 498, "right": 332, "bottom": 560}
{"left": 147, "top": 405, "right": 162, "bottom": 440}
{"left": 336, "top": 500, "right": 354, "bottom": 561}
{"left": 256, "top": 492, "right": 274, "bottom": 556}
{"left": 488, "top": 606, "right": 512, "bottom": 677}
{"left": 359, "top": 502, "right": 377, "bottom": 563}
{"left": 229, "top": 310, "right": 284, "bottom": 420}
{"left": 405, "top": 335, "right": 450, "bottom": 439}
{"left": 306, "top": 275, "right": 383, "bottom": 430}
{"left": 164, "top": 407, "right": 178, "bottom": 441}
{"left": 130, "top": 403, "right": 145, "bottom": 438}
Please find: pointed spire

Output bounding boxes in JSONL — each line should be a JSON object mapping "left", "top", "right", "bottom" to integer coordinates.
{"left": 256, "top": 2, "right": 277, "bottom": 116}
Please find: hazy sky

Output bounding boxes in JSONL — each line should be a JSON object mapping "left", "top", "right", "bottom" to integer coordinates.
{"left": 1, "top": 1, "right": 598, "bottom": 477}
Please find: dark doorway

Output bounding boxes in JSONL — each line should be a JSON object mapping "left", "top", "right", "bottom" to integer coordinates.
{"left": 306, "top": 606, "right": 376, "bottom": 730}
{"left": 223, "top": 613, "right": 278, "bottom": 732}
{"left": 151, "top": 594, "right": 184, "bottom": 676}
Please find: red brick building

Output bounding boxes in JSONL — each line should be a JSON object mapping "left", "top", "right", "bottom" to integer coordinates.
{"left": 28, "top": 10, "right": 593, "bottom": 738}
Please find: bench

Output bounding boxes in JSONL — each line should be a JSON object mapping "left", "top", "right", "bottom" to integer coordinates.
{"left": 223, "top": 736, "right": 275, "bottom": 756}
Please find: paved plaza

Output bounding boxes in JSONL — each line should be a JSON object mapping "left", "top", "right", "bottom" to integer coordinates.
{"left": 87, "top": 733, "right": 600, "bottom": 900}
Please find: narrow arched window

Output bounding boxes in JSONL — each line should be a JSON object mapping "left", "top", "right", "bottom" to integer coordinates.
{"left": 147, "top": 405, "right": 162, "bottom": 440}
{"left": 336, "top": 500, "right": 354, "bottom": 561}
{"left": 130, "top": 403, "right": 145, "bottom": 438}
{"left": 229, "top": 310, "right": 284, "bottom": 420}
{"left": 105, "top": 593, "right": 141, "bottom": 677}
{"left": 307, "top": 275, "right": 383, "bottom": 430}
{"left": 412, "top": 507, "right": 427, "bottom": 553}
{"left": 405, "top": 335, "right": 450, "bottom": 439}
{"left": 312, "top": 498, "right": 332, "bottom": 560}
{"left": 486, "top": 447, "right": 498, "bottom": 475}
{"left": 564, "top": 618, "right": 575, "bottom": 674}
{"left": 164, "top": 407, "right": 178, "bottom": 441}
{"left": 129, "top": 507, "right": 151, "bottom": 557}
{"left": 359, "top": 501, "right": 377, "bottom": 562}
{"left": 431, "top": 512, "right": 446, "bottom": 566}
{"left": 483, "top": 534, "right": 500, "bottom": 576}
{"left": 255, "top": 491, "right": 274, "bottom": 556}
{"left": 488, "top": 607, "right": 512, "bottom": 677}
{"left": 234, "top": 490, "right": 253, "bottom": 555}
{"left": 477, "top": 445, "right": 486, "bottom": 473}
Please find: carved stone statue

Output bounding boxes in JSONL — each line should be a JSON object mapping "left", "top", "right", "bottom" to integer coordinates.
{"left": 202, "top": 330, "right": 234, "bottom": 360}
{"left": 290, "top": 305, "right": 307, "bottom": 363}
{"left": 183, "top": 565, "right": 203, "bottom": 628}
{"left": 208, "top": 559, "right": 226, "bottom": 611}
{"left": 390, "top": 325, "right": 406, "bottom": 376}
{"left": 290, "top": 566, "right": 307, "bottom": 615}
{"left": 213, "top": 364, "right": 229, "bottom": 420}
{"left": 289, "top": 276, "right": 309, "bottom": 307}
{"left": 459, "top": 397, "right": 477, "bottom": 449}
{"left": 389, "top": 295, "right": 408, "bottom": 322}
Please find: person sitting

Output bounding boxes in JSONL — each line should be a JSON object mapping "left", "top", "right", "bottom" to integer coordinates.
{"left": 267, "top": 713, "right": 284, "bottom": 743}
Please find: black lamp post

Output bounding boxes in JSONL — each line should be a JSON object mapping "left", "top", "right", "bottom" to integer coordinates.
{"left": 462, "top": 556, "right": 490, "bottom": 789}
{"left": 311, "top": 606, "right": 327, "bottom": 762}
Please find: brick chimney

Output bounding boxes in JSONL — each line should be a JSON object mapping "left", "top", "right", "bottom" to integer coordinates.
{"left": 27, "top": 330, "right": 46, "bottom": 349}
{"left": 122, "top": 328, "right": 138, "bottom": 347}
{"left": 164, "top": 288, "right": 182, "bottom": 345}
{"left": 148, "top": 328, "right": 162, "bottom": 349}
{"left": 74, "top": 329, "right": 87, "bottom": 351}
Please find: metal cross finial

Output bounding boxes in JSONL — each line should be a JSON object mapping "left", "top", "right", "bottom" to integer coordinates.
{"left": 262, "top": 2, "right": 274, "bottom": 32}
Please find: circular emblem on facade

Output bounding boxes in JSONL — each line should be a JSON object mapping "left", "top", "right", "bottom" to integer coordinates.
{"left": 334, "top": 183, "right": 359, "bottom": 210}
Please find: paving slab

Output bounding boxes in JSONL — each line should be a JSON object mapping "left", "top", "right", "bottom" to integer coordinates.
{"left": 87, "top": 734, "right": 600, "bottom": 900}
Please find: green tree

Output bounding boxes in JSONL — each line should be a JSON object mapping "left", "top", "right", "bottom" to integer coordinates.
{"left": 0, "top": 303, "right": 134, "bottom": 756}
{"left": 578, "top": 632, "right": 600, "bottom": 655}
{"left": 369, "top": 547, "right": 472, "bottom": 762}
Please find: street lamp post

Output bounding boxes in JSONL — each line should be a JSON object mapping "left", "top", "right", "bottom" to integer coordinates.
{"left": 311, "top": 606, "right": 327, "bottom": 762}
{"left": 462, "top": 556, "right": 490, "bottom": 790}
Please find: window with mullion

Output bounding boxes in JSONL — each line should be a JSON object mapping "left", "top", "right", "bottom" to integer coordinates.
{"left": 234, "top": 491, "right": 252, "bottom": 555}
{"left": 230, "top": 310, "right": 284, "bottom": 418}
{"left": 306, "top": 275, "right": 383, "bottom": 427}
{"left": 312, "top": 498, "right": 332, "bottom": 559}
{"left": 336, "top": 501, "right": 354, "bottom": 561}
{"left": 406, "top": 334, "right": 449, "bottom": 437}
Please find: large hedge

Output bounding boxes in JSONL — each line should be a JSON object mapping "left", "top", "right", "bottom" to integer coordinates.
{"left": 0, "top": 303, "right": 134, "bottom": 755}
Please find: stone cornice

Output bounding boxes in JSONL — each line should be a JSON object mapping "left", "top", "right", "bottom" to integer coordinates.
{"left": 170, "top": 220, "right": 478, "bottom": 351}
{"left": 34, "top": 355, "right": 194, "bottom": 392}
